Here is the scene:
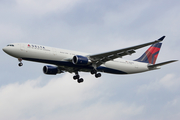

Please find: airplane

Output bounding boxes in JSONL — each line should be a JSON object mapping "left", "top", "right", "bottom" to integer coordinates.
{"left": 2, "top": 36, "right": 178, "bottom": 83}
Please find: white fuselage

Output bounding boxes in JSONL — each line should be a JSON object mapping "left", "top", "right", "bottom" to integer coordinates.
{"left": 3, "top": 43, "right": 150, "bottom": 74}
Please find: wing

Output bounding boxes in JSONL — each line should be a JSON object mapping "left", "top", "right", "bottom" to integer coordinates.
{"left": 88, "top": 36, "right": 165, "bottom": 67}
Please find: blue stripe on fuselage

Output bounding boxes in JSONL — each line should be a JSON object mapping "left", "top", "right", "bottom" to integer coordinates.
{"left": 22, "top": 58, "right": 127, "bottom": 74}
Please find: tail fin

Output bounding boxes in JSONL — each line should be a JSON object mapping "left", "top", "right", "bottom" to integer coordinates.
{"left": 135, "top": 43, "right": 162, "bottom": 64}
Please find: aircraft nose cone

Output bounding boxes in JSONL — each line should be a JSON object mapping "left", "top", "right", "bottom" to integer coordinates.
{"left": 2, "top": 47, "right": 6, "bottom": 52}
{"left": 2, "top": 46, "right": 17, "bottom": 57}
{"left": 2, "top": 47, "right": 9, "bottom": 54}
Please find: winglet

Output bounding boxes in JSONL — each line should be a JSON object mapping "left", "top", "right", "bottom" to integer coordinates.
{"left": 158, "top": 36, "right": 166, "bottom": 41}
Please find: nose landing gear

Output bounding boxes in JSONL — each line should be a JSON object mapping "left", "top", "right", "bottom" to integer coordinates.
{"left": 18, "top": 58, "right": 23, "bottom": 67}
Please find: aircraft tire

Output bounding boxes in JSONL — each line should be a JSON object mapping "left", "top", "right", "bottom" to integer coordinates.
{"left": 77, "top": 78, "right": 84, "bottom": 83}
{"left": 18, "top": 63, "right": 23, "bottom": 67}
{"left": 91, "top": 69, "right": 97, "bottom": 74}
{"left": 95, "top": 73, "right": 101, "bottom": 78}
{"left": 73, "top": 75, "right": 80, "bottom": 80}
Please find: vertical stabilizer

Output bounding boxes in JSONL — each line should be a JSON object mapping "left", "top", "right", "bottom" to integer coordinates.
{"left": 135, "top": 43, "right": 162, "bottom": 64}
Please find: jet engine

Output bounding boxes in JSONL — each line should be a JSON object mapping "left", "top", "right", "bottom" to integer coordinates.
{"left": 43, "top": 65, "right": 62, "bottom": 75}
{"left": 72, "top": 55, "right": 91, "bottom": 65}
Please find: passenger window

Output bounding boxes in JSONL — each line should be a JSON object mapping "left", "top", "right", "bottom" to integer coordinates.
{"left": 7, "top": 44, "right": 14, "bottom": 47}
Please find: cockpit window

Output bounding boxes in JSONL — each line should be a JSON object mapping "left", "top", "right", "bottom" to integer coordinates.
{"left": 7, "top": 44, "right": 14, "bottom": 47}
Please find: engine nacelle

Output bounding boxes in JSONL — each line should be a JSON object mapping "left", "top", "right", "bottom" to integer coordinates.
{"left": 72, "top": 55, "right": 90, "bottom": 65}
{"left": 43, "top": 65, "right": 60, "bottom": 75}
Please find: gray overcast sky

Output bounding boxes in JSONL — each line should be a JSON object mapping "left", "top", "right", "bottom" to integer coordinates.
{"left": 0, "top": 0, "right": 180, "bottom": 120}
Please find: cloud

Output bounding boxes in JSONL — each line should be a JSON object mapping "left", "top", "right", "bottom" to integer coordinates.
{"left": 137, "top": 74, "right": 180, "bottom": 93}
{"left": 103, "top": 1, "right": 150, "bottom": 27}
{"left": 15, "top": 0, "right": 83, "bottom": 16}
{"left": 0, "top": 23, "right": 25, "bottom": 44}
{"left": 0, "top": 74, "right": 144, "bottom": 120}
{"left": 159, "top": 74, "right": 180, "bottom": 89}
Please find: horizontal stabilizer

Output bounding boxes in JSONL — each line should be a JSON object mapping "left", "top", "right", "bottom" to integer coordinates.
{"left": 148, "top": 60, "right": 178, "bottom": 69}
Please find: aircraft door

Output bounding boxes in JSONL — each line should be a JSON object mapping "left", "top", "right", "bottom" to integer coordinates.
{"left": 20, "top": 43, "right": 27, "bottom": 52}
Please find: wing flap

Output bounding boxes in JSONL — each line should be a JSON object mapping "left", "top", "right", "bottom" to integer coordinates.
{"left": 94, "top": 49, "right": 136, "bottom": 66}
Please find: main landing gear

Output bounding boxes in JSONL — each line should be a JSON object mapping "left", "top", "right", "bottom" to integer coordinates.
{"left": 18, "top": 58, "right": 23, "bottom": 67}
{"left": 73, "top": 72, "right": 84, "bottom": 83}
{"left": 91, "top": 69, "right": 101, "bottom": 78}
{"left": 73, "top": 70, "right": 102, "bottom": 83}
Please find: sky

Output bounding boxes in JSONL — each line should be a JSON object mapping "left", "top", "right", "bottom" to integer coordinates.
{"left": 0, "top": 0, "right": 180, "bottom": 120}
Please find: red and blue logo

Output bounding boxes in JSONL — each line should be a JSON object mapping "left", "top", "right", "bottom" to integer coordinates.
{"left": 135, "top": 43, "right": 162, "bottom": 64}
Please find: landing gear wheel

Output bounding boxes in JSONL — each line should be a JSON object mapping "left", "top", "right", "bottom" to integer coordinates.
{"left": 18, "top": 63, "right": 23, "bottom": 67}
{"left": 97, "top": 73, "right": 101, "bottom": 77}
{"left": 91, "top": 69, "right": 97, "bottom": 75}
{"left": 95, "top": 73, "right": 101, "bottom": 78}
{"left": 73, "top": 75, "right": 80, "bottom": 80}
{"left": 73, "top": 72, "right": 84, "bottom": 83}
{"left": 77, "top": 78, "right": 84, "bottom": 83}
